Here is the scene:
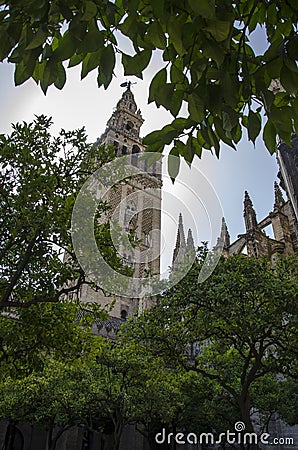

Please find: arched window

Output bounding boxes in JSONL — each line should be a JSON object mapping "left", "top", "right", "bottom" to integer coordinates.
{"left": 126, "top": 121, "right": 133, "bottom": 131}
{"left": 121, "top": 309, "right": 128, "bottom": 320}
{"left": 132, "top": 145, "right": 140, "bottom": 166}
{"left": 122, "top": 145, "right": 127, "bottom": 155}
{"left": 125, "top": 203, "right": 136, "bottom": 220}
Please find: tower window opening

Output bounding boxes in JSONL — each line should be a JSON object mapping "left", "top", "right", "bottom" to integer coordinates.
{"left": 121, "top": 309, "right": 128, "bottom": 320}
{"left": 126, "top": 121, "right": 133, "bottom": 131}
{"left": 132, "top": 145, "right": 140, "bottom": 166}
{"left": 122, "top": 145, "right": 127, "bottom": 155}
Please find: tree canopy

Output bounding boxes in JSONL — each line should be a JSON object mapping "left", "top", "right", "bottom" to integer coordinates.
{"left": 0, "top": 0, "right": 297, "bottom": 167}
{"left": 122, "top": 252, "right": 298, "bottom": 441}
{"left": 0, "top": 115, "right": 120, "bottom": 309}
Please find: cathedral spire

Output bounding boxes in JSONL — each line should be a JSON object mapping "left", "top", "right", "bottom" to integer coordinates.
{"left": 219, "top": 217, "right": 230, "bottom": 247}
{"left": 243, "top": 191, "right": 258, "bottom": 231}
{"left": 172, "top": 213, "right": 186, "bottom": 266}
{"left": 274, "top": 181, "right": 285, "bottom": 210}
{"left": 186, "top": 228, "right": 195, "bottom": 252}
{"left": 214, "top": 217, "right": 230, "bottom": 255}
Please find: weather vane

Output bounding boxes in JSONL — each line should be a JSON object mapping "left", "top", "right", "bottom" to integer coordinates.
{"left": 120, "top": 81, "right": 137, "bottom": 90}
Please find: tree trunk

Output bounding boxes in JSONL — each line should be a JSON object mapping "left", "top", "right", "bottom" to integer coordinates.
{"left": 5, "top": 423, "right": 14, "bottom": 450}
{"left": 238, "top": 393, "right": 260, "bottom": 450}
{"left": 111, "top": 420, "right": 124, "bottom": 450}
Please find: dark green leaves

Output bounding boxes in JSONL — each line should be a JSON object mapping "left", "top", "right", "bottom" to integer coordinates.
{"left": 204, "top": 20, "right": 231, "bottom": 42}
{"left": 51, "top": 32, "right": 79, "bottom": 62}
{"left": 188, "top": 94, "right": 205, "bottom": 122}
{"left": 280, "top": 64, "right": 298, "bottom": 95}
{"left": 168, "top": 149, "right": 180, "bottom": 182}
{"left": 187, "top": 0, "right": 215, "bottom": 19}
{"left": 82, "top": 1, "right": 98, "bottom": 21}
{"left": 147, "top": 21, "right": 167, "bottom": 49}
{"left": 97, "top": 45, "right": 115, "bottom": 89}
{"left": 122, "top": 49, "right": 152, "bottom": 79}
{"left": 1, "top": 0, "right": 298, "bottom": 167}
{"left": 263, "top": 120, "right": 277, "bottom": 154}
{"left": 26, "top": 28, "right": 48, "bottom": 50}
{"left": 54, "top": 63, "right": 66, "bottom": 89}
{"left": 149, "top": 68, "right": 167, "bottom": 103}
{"left": 14, "top": 59, "right": 36, "bottom": 85}
{"left": 247, "top": 111, "right": 261, "bottom": 145}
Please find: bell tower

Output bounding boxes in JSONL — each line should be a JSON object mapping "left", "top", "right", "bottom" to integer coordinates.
{"left": 79, "top": 85, "right": 162, "bottom": 326}
{"left": 98, "top": 82, "right": 145, "bottom": 157}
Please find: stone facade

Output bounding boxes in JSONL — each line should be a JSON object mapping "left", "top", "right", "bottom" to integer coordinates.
{"left": 79, "top": 85, "right": 162, "bottom": 323}
{"left": 217, "top": 182, "right": 298, "bottom": 260}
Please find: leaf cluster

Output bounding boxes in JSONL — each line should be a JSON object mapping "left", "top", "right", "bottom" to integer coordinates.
{"left": 0, "top": 0, "right": 297, "bottom": 170}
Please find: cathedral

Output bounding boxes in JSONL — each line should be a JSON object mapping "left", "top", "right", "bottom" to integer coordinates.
{"left": 174, "top": 140, "right": 298, "bottom": 264}
{"left": 79, "top": 85, "right": 298, "bottom": 332}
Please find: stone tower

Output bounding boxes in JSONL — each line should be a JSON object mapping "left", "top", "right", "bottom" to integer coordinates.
{"left": 79, "top": 85, "right": 162, "bottom": 329}
{"left": 277, "top": 134, "right": 298, "bottom": 221}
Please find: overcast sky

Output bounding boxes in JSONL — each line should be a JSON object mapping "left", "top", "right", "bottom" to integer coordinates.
{"left": 0, "top": 28, "right": 280, "bottom": 272}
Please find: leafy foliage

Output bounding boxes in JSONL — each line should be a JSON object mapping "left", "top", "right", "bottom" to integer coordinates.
{"left": 0, "top": 0, "right": 297, "bottom": 162}
{"left": 0, "top": 115, "right": 118, "bottom": 308}
{"left": 0, "top": 316, "right": 183, "bottom": 450}
{"left": 122, "top": 253, "right": 298, "bottom": 434}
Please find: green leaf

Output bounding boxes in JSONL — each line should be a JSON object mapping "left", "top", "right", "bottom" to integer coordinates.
{"left": 247, "top": 111, "right": 261, "bottom": 144}
{"left": 51, "top": 32, "right": 79, "bottom": 62}
{"left": 187, "top": 0, "right": 215, "bottom": 19}
{"left": 167, "top": 18, "right": 185, "bottom": 56}
{"left": 286, "top": 35, "right": 298, "bottom": 61}
{"left": 280, "top": 65, "right": 298, "bottom": 95}
{"left": 171, "top": 118, "right": 189, "bottom": 132}
{"left": 155, "top": 83, "right": 173, "bottom": 110}
{"left": 204, "top": 20, "right": 231, "bottom": 42}
{"left": 168, "top": 149, "right": 180, "bottom": 182}
{"left": 54, "top": 63, "right": 66, "bottom": 89}
{"left": 41, "top": 60, "right": 59, "bottom": 94}
{"left": 68, "top": 53, "right": 84, "bottom": 68}
{"left": 263, "top": 120, "right": 276, "bottom": 154}
{"left": 160, "top": 125, "right": 179, "bottom": 144}
{"left": 188, "top": 94, "right": 205, "bottom": 122}
{"left": 202, "top": 40, "right": 225, "bottom": 68}
{"left": 148, "top": 68, "right": 167, "bottom": 104}
{"left": 188, "top": 135, "right": 202, "bottom": 161}
{"left": 0, "top": 30, "right": 12, "bottom": 60}
{"left": 77, "top": 24, "right": 104, "bottom": 53}
{"left": 147, "top": 22, "right": 166, "bottom": 49}
{"left": 170, "top": 62, "right": 185, "bottom": 84}
{"left": 174, "top": 139, "right": 186, "bottom": 155}
{"left": 81, "top": 50, "right": 101, "bottom": 79}
{"left": 169, "top": 89, "right": 183, "bottom": 117}
{"left": 214, "top": 117, "right": 236, "bottom": 150}
{"left": 99, "top": 45, "right": 115, "bottom": 89}
{"left": 14, "top": 58, "right": 36, "bottom": 85}
{"left": 222, "top": 107, "right": 238, "bottom": 132}
{"left": 26, "top": 28, "right": 48, "bottom": 50}
{"left": 82, "top": 1, "right": 98, "bottom": 20}
{"left": 143, "top": 130, "right": 164, "bottom": 146}
{"left": 122, "top": 49, "right": 152, "bottom": 79}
